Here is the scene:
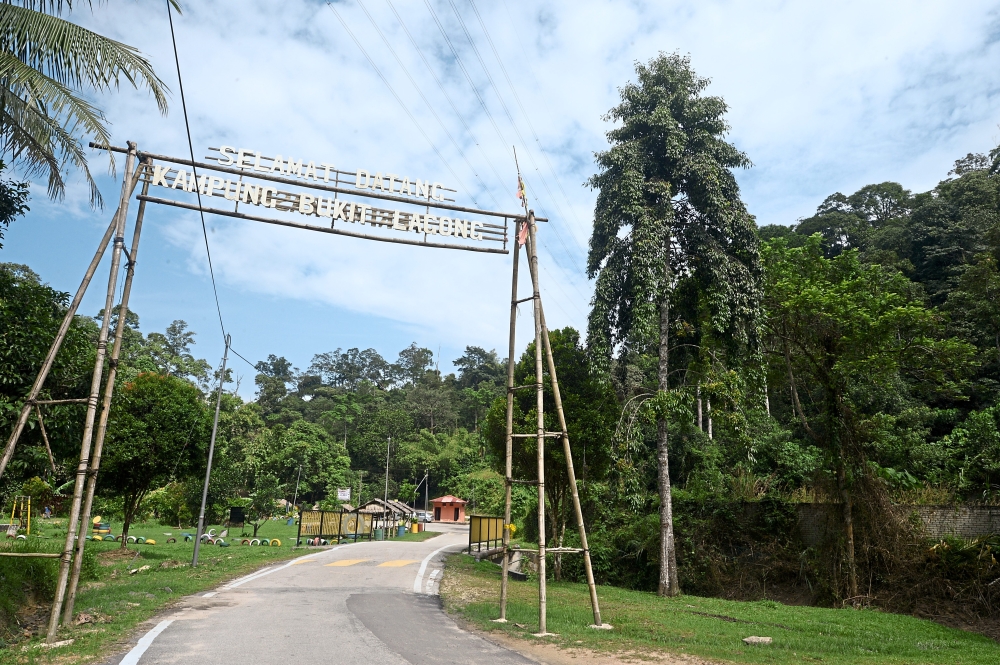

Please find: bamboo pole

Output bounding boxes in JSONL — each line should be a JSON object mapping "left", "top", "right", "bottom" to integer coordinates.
{"left": 497, "top": 219, "right": 522, "bottom": 623}
{"left": 47, "top": 143, "right": 137, "bottom": 642}
{"left": 538, "top": 302, "right": 607, "bottom": 628}
{"left": 63, "top": 158, "right": 152, "bottom": 622}
{"left": 34, "top": 407, "right": 56, "bottom": 475}
{"left": 524, "top": 210, "right": 550, "bottom": 636}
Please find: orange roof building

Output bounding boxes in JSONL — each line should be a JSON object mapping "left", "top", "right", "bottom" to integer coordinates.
{"left": 430, "top": 495, "right": 468, "bottom": 522}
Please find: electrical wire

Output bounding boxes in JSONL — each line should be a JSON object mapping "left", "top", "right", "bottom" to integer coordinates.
{"left": 166, "top": 1, "right": 226, "bottom": 343}
{"left": 327, "top": 2, "right": 480, "bottom": 207}
{"left": 228, "top": 346, "right": 258, "bottom": 372}
{"left": 427, "top": 1, "right": 591, "bottom": 304}
{"left": 356, "top": 0, "right": 501, "bottom": 209}
{"left": 386, "top": 0, "right": 517, "bottom": 205}
{"left": 445, "top": 0, "right": 574, "bottom": 231}
{"left": 467, "top": 0, "right": 588, "bottom": 257}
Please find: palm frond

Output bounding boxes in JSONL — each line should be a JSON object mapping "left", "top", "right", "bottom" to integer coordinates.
{"left": 3, "top": 2, "right": 182, "bottom": 18}
{"left": 0, "top": 51, "right": 107, "bottom": 205}
{"left": 0, "top": 3, "right": 170, "bottom": 113}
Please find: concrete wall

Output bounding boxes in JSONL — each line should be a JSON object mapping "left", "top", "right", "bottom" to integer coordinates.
{"left": 795, "top": 503, "right": 1000, "bottom": 546}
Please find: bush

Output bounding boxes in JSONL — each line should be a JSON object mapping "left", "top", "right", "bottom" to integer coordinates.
{"left": 0, "top": 539, "right": 96, "bottom": 644}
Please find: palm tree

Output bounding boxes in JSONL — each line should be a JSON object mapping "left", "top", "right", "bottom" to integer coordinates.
{"left": 0, "top": 1, "right": 176, "bottom": 207}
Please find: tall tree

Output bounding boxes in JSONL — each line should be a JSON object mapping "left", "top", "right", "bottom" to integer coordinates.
{"left": 99, "top": 372, "right": 208, "bottom": 545}
{"left": 146, "top": 320, "right": 210, "bottom": 385}
{"left": 587, "top": 53, "right": 761, "bottom": 596}
{"left": 763, "top": 235, "right": 974, "bottom": 596}
{"left": 0, "top": 0, "right": 173, "bottom": 205}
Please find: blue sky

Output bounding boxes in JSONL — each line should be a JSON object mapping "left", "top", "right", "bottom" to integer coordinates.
{"left": 4, "top": 0, "right": 1000, "bottom": 397}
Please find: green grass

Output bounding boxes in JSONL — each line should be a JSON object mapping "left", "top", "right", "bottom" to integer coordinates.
{"left": 393, "top": 529, "right": 443, "bottom": 542}
{"left": 0, "top": 518, "right": 326, "bottom": 664}
{"left": 442, "top": 555, "right": 1000, "bottom": 665}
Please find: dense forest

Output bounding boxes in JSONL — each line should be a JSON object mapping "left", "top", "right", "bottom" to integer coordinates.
{"left": 3, "top": 57, "right": 1000, "bottom": 630}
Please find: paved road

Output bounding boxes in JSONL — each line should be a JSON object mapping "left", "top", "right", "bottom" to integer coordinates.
{"left": 118, "top": 524, "right": 533, "bottom": 665}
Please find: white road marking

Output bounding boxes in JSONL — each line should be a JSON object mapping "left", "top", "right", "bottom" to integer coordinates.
{"left": 118, "top": 619, "right": 173, "bottom": 665}
{"left": 202, "top": 592, "right": 217, "bottom": 598}
{"left": 413, "top": 545, "right": 455, "bottom": 593}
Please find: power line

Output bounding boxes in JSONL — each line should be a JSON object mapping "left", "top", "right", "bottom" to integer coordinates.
{"left": 445, "top": 1, "right": 575, "bottom": 234}
{"left": 385, "top": 0, "right": 515, "bottom": 204}
{"left": 420, "top": 0, "right": 592, "bottom": 305}
{"left": 433, "top": 2, "right": 591, "bottom": 302}
{"left": 326, "top": 2, "right": 480, "bottom": 207}
{"left": 229, "top": 346, "right": 258, "bottom": 371}
{"left": 468, "top": 0, "right": 588, "bottom": 257}
{"left": 356, "top": 0, "right": 501, "bottom": 209}
{"left": 166, "top": 1, "right": 226, "bottom": 343}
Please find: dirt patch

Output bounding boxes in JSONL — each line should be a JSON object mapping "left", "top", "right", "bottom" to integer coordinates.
{"left": 96, "top": 548, "right": 140, "bottom": 566}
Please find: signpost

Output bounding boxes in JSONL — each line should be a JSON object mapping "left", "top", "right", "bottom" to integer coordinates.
{"left": 0, "top": 139, "right": 605, "bottom": 643}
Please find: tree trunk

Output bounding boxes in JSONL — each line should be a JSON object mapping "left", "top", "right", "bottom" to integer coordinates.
{"left": 120, "top": 491, "right": 144, "bottom": 549}
{"left": 836, "top": 459, "right": 858, "bottom": 600}
{"left": 657, "top": 285, "right": 680, "bottom": 597}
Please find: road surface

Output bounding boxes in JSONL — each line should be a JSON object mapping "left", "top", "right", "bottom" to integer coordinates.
{"left": 113, "top": 523, "right": 533, "bottom": 665}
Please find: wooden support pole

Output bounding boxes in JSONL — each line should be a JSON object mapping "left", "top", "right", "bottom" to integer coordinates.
{"left": 47, "top": 143, "right": 137, "bottom": 642}
{"left": 524, "top": 210, "right": 550, "bottom": 636}
{"left": 34, "top": 407, "right": 56, "bottom": 475}
{"left": 64, "top": 158, "right": 152, "bottom": 622}
{"left": 538, "top": 302, "right": 606, "bottom": 628}
{"left": 497, "top": 219, "right": 522, "bottom": 623}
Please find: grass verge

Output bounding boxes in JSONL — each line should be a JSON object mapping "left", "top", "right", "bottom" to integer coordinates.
{"left": 394, "top": 529, "right": 443, "bottom": 542}
{"left": 441, "top": 554, "right": 1000, "bottom": 665}
{"left": 1, "top": 518, "right": 309, "bottom": 664}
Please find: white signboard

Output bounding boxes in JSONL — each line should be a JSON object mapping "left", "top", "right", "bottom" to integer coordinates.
{"left": 336, "top": 488, "right": 351, "bottom": 501}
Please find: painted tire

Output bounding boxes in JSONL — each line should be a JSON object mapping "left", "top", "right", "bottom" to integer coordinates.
{"left": 115, "top": 535, "right": 123, "bottom": 542}
{"left": 208, "top": 529, "right": 216, "bottom": 537}
{"left": 261, "top": 539, "right": 271, "bottom": 546}
{"left": 145, "top": 539, "right": 156, "bottom": 545}
{"left": 215, "top": 538, "right": 225, "bottom": 545}
{"left": 103, "top": 535, "right": 116, "bottom": 541}
{"left": 136, "top": 537, "right": 146, "bottom": 544}
{"left": 271, "top": 539, "right": 281, "bottom": 547}
{"left": 15, "top": 534, "right": 26, "bottom": 540}
{"left": 184, "top": 535, "right": 193, "bottom": 542}
{"left": 241, "top": 539, "right": 250, "bottom": 545}
{"left": 249, "top": 539, "right": 260, "bottom": 546}
{"left": 166, "top": 538, "right": 176, "bottom": 543}
{"left": 218, "top": 541, "right": 230, "bottom": 547}
{"left": 126, "top": 536, "right": 136, "bottom": 543}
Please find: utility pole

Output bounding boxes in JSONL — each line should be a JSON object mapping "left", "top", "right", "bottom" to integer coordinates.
{"left": 291, "top": 464, "right": 302, "bottom": 514}
{"left": 384, "top": 436, "right": 391, "bottom": 505}
{"left": 193, "top": 335, "right": 230, "bottom": 568}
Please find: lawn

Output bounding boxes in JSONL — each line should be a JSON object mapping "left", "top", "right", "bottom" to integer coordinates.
{"left": 1, "top": 517, "right": 323, "bottom": 664}
{"left": 441, "top": 555, "right": 1000, "bottom": 665}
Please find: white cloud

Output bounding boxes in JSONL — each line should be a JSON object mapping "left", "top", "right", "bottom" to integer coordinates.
{"left": 12, "top": 0, "right": 1000, "bottom": 363}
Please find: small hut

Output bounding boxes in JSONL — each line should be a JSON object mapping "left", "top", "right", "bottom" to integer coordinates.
{"left": 359, "top": 498, "right": 416, "bottom": 530}
{"left": 430, "top": 495, "right": 467, "bottom": 522}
